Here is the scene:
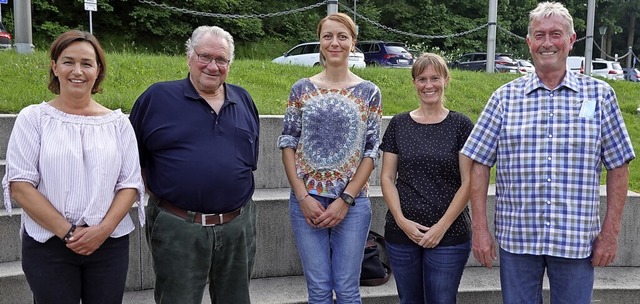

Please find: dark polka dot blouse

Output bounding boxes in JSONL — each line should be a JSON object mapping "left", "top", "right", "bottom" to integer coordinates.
{"left": 379, "top": 111, "right": 473, "bottom": 246}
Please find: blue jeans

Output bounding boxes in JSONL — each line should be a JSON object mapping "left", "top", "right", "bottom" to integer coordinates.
{"left": 385, "top": 240, "right": 470, "bottom": 304}
{"left": 289, "top": 192, "right": 372, "bottom": 304}
{"left": 499, "top": 248, "right": 594, "bottom": 304}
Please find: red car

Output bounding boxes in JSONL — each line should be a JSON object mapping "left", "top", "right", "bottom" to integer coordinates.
{"left": 0, "top": 21, "right": 12, "bottom": 49}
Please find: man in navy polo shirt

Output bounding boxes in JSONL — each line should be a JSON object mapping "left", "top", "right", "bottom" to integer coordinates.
{"left": 130, "top": 25, "right": 259, "bottom": 304}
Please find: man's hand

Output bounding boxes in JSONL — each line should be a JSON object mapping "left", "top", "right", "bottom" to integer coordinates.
{"left": 472, "top": 228, "right": 497, "bottom": 268}
{"left": 591, "top": 230, "right": 619, "bottom": 267}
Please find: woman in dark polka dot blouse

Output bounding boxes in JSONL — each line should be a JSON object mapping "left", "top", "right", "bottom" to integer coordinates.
{"left": 379, "top": 53, "right": 474, "bottom": 304}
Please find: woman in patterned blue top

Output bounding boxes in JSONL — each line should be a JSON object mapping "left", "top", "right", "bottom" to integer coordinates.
{"left": 379, "top": 53, "right": 473, "bottom": 304}
{"left": 277, "top": 13, "right": 382, "bottom": 304}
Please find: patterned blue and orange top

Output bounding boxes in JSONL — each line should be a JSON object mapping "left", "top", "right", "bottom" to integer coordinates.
{"left": 278, "top": 78, "right": 383, "bottom": 198}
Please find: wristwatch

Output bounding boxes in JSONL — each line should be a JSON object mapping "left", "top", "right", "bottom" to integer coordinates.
{"left": 340, "top": 192, "right": 355, "bottom": 206}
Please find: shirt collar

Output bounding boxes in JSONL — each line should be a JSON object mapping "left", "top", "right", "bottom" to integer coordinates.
{"left": 182, "top": 73, "right": 231, "bottom": 103}
{"left": 523, "top": 69, "right": 581, "bottom": 95}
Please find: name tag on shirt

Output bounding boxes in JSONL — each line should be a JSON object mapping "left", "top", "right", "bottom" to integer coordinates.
{"left": 578, "top": 99, "right": 596, "bottom": 118}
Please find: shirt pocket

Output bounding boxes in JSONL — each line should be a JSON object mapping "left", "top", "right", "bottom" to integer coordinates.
{"left": 567, "top": 117, "right": 599, "bottom": 153}
{"left": 235, "top": 127, "right": 258, "bottom": 168}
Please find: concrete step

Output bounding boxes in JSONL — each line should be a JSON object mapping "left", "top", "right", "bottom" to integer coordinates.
{"left": 1, "top": 187, "right": 640, "bottom": 303}
{"left": 4, "top": 264, "right": 640, "bottom": 304}
{"left": 0, "top": 261, "right": 32, "bottom": 304}
{"left": 120, "top": 267, "right": 640, "bottom": 304}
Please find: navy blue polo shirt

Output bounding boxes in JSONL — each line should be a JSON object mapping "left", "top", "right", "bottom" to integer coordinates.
{"left": 130, "top": 76, "right": 259, "bottom": 213}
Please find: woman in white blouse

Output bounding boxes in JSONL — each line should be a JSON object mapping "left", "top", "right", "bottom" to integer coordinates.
{"left": 2, "top": 30, "right": 144, "bottom": 303}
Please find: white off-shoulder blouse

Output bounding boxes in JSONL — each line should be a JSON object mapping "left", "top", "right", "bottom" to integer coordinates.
{"left": 2, "top": 102, "right": 145, "bottom": 242}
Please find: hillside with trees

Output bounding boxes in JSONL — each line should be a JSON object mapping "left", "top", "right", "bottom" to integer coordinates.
{"left": 1, "top": 0, "right": 639, "bottom": 61}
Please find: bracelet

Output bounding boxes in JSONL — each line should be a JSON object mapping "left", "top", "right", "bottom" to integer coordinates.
{"left": 299, "top": 193, "right": 310, "bottom": 202}
{"left": 62, "top": 224, "right": 77, "bottom": 243}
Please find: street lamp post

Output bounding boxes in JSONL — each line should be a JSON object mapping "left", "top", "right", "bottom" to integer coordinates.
{"left": 354, "top": 0, "right": 358, "bottom": 35}
{"left": 353, "top": 0, "right": 356, "bottom": 24}
{"left": 599, "top": 26, "right": 607, "bottom": 59}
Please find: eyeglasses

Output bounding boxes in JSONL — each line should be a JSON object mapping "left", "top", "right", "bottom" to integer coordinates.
{"left": 194, "top": 51, "right": 230, "bottom": 68}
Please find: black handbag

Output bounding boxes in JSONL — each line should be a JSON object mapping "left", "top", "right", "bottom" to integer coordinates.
{"left": 360, "top": 230, "right": 392, "bottom": 286}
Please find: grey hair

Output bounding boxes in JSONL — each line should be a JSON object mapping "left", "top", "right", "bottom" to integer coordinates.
{"left": 527, "top": 2, "right": 575, "bottom": 37}
{"left": 185, "top": 26, "right": 235, "bottom": 63}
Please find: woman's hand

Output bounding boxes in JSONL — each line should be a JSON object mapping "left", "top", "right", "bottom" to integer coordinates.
{"left": 314, "top": 198, "right": 349, "bottom": 228}
{"left": 65, "top": 225, "right": 110, "bottom": 256}
{"left": 418, "top": 223, "right": 445, "bottom": 248}
{"left": 397, "top": 217, "right": 429, "bottom": 244}
{"left": 299, "top": 195, "right": 326, "bottom": 228}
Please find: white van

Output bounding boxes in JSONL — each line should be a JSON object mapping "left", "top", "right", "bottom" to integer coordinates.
{"left": 566, "top": 56, "right": 594, "bottom": 75}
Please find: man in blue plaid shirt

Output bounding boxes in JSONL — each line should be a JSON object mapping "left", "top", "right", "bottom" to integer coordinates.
{"left": 461, "top": 2, "right": 635, "bottom": 303}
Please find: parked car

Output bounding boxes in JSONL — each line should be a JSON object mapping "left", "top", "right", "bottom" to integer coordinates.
{"left": 271, "top": 42, "right": 366, "bottom": 68}
{"left": 355, "top": 41, "right": 413, "bottom": 68}
{"left": 449, "top": 52, "right": 518, "bottom": 73}
{"left": 591, "top": 59, "right": 624, "bottom": 80}
{"left": 0, "top": 21, "right": 12, "bottom": 49}
{"left": 516, "top": 59, "right": 535, "bottom": 75}
{"left": 622, "top": 68, "right": 640, "bottom": 82}
{"left": 566, "top": 56, "right": 589, "bottom": 74}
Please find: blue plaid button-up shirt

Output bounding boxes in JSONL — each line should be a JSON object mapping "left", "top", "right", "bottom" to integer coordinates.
{"left": 461, "top": 71, "right": 635, "bottom": 259}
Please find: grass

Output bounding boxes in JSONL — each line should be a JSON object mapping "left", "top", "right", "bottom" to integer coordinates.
{"left": 0, "top": 50, "right": 638, "bottom": 191}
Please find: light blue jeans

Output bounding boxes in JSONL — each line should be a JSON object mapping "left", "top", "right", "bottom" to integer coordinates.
{"left": 289, "top": 192, "right": 372, "bottom": 304}
{"left": 499, "top": 248, "right": 594, "bottom": 304}
{"left": 385, "top": 240, "right": 470, "bottom": 304}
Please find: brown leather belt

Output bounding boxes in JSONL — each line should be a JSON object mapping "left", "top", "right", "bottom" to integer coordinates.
{"left": 158, "top": 200, "right": 242, "bottom": 226}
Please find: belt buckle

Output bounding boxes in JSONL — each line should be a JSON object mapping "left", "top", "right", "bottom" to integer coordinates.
{"left": 201, "top": 213, "right": 223, "bottom": 226}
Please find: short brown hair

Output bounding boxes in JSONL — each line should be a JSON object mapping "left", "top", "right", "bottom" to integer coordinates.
{"left": 48, "top": 30, "right": 107, "bottom": 94}
{"left": 316, "top": 13, "right": 358, "bottom": 67}
{"left": 411, "top": 53, "right": 450, "bottom": 81}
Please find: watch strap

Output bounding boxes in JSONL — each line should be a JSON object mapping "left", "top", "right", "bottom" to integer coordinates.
{"left": 340, "top": 192, "right": 355, "bottom": 206}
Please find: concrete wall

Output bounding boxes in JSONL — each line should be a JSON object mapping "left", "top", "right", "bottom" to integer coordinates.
{"left": 0, "top": 114, "right": 639, "bottom": 295}
{"left": 0, "top": 115, "right": 390, "bottom": 207}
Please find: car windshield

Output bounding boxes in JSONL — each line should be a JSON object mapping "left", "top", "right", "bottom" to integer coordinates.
{"left": 386, "top": 46, "right": 408, "bottom": 53}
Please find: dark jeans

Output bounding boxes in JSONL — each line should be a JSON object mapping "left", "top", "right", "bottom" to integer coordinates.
{"left": 22, "top": 232, "right": 130, "bottom": 304}
{"left": 385, "top": 240, "right": 470, "bottom": 304}
{"left": 146, "top": 196, "right": 257, "bottom": 304}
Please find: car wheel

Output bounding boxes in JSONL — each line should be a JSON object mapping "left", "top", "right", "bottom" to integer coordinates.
{"left": 313, "top": 62, "right": 320, "bottom": 67}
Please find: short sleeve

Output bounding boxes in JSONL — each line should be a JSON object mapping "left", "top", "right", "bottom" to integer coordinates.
{"left": 2, "top": 106, "right": 42, "bottom": 212}
{"left": 379, "top": 114, "right": 399, "bottom": 154}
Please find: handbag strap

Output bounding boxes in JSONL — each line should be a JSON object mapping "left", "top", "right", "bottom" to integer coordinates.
{"left": 368, "top": 230, "right": 385, "bottom": 242}
{"left": 365, "top": 230, "right": 385, "bottom": 248}
{"left": 359, "top": 261, "right": 392, "bottom": 286}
